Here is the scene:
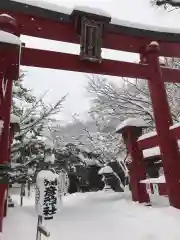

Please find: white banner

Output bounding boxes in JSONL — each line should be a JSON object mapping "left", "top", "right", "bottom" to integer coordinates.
{"left": 35, "top": 170, "right": 59, "bottom": 220}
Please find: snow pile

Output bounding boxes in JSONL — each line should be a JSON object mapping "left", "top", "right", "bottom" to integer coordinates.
{"left": 4, "top": 191, "right": 180, "bottom": 240}
{"left": 116, "top": 118, "right": 148, "bottom": 133}
{"left": 0, "top": 30, "right": 21, "bottom": 45}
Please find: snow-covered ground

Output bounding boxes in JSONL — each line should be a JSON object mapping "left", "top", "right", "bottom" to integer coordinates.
{"left": 3, "top": 189, "right": 180, "bottom": 240}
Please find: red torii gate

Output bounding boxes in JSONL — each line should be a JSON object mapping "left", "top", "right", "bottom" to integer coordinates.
{"left": 0, "top": 0, "right": 180, "bottom": 233}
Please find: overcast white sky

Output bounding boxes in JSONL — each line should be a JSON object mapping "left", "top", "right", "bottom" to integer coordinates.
{"left": 20, "top": 0, "right": 180, "bottom": 123}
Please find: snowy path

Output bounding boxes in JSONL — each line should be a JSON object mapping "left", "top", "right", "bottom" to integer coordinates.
{"left": 3, "top": 191, "right": 180, "bottom": 240}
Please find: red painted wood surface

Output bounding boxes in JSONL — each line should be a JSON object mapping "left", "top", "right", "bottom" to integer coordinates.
{"left": 21, "top": 48, "right": 180, "bottom": 84}
{"left": 138, "top": 125, "right": 180, "bottom": 150}
{"left": 123, "top": 129, "right": 149, "bottom": 203}
{"left": 146, "top": 42, "right": 180, "bottom": 209}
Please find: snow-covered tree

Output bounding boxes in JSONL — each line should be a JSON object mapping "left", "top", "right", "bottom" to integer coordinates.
{"left": 71, "top": 115, "right": 123, "bottom": 162}
{"left": 87, "top": 75, "right": 154, "bottom": 127}
{"left": 87, "top": 72, "right": 180, "bottom": 125}
{"left": 11, "top": 73, "right": 66, "bottom": 165}
{"left": 86, "top": 66, "right": 180, "bottom": 159}
{"left": 151, "top": 0, "right": 180, "bottom": 11}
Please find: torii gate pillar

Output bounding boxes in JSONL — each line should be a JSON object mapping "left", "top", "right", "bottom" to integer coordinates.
{"left": 0, "top": 14, "right": 20, "bottom": 232}
{"left": 144, "top": 42, "right": 180, "bottom": 208}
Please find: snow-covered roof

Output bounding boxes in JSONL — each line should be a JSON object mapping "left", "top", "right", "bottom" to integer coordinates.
{"left": 116, "top": 118, "right": 148, "bottom": 133}
{"left": 98, "top": 166, "right": 113, "bottom": 175}
{"left": 0, "top": 30, "right": 21, "bottom": 45}
{"left": 9, "top": 0, "right": 180, "bottom": 34}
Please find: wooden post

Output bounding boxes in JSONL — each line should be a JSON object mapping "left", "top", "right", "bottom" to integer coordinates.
{"left": 36, "top": 215, "right": 50, "bottom": 240}
{"left": 116, "top": 119, "right": 150, "bottom": 204}
{"left": 145, "top": 41, "right": 180, "bottom": 208}
{"left": 36, "top": 215, "right": 43, "bottom": 240}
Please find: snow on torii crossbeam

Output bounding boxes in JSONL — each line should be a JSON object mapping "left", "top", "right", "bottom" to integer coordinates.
{"left": 1, "top": 0, "right": 180, "bottom": 56}
{"left": 1, "top": 0, "right": 180, "bottom": 235}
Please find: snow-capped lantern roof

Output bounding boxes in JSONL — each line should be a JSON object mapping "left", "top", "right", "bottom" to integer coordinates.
{"left": 98, "top": 166, "right": 113, "bottom": 175}
{"left": 116, "top": 118, "right": 148, "bottom": 134}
